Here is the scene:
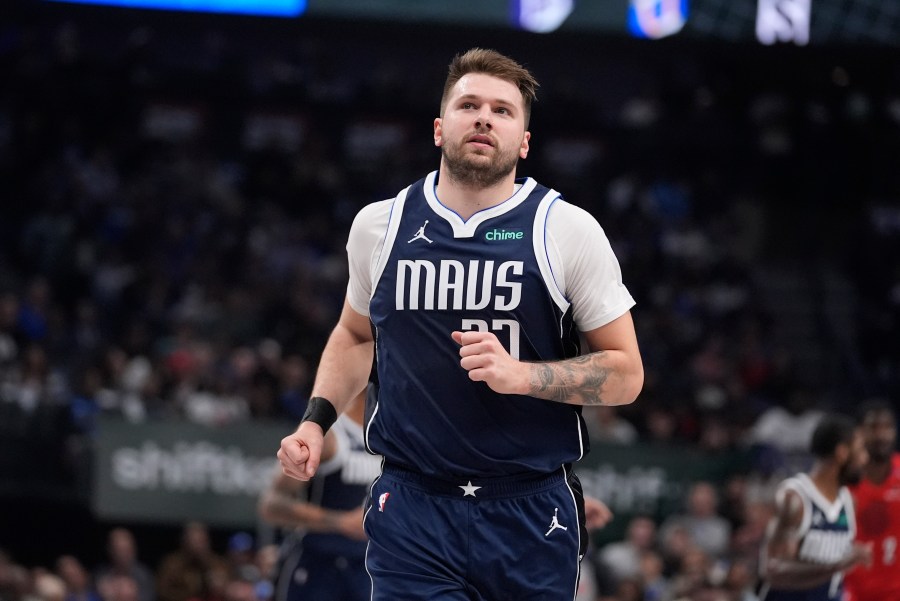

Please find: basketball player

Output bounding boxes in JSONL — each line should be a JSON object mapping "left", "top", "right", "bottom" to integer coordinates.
{"left": 259, "top": 392, "right": 381, "bottom": 601}
{"left": 758, "top": 414, "right": 872, "bottom": 601}
{"left": 844, "top": 400, "right": 900, "bottom": 601}
{"left": 278, "top": 48, "right": 643, "bottom": 599}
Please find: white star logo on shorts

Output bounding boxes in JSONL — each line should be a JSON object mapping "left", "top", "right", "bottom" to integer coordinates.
{"left": 459, "top": 481, "right": 482, "bottom": 497}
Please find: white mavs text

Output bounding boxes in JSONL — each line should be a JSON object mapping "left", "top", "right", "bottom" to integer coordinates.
{"left": 395, "top": 259, "right": 523, "bottom": 311}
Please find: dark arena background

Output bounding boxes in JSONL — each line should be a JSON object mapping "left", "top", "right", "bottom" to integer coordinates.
{"left": 1, "top": 0, "right": 899, "bottom": 600}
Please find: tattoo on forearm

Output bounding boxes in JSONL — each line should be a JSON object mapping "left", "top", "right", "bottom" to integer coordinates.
{"left": 529, "top": 353, "right": 611, "bottom": 405}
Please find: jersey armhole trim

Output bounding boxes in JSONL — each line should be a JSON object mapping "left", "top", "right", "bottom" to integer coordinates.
{"left": 370, "top": 186, "right": 410, "bottom": 299}
{"left": 777, "top": 478, "right": 812, "bottom": 539}
{"left": 534, "top": 191, "right": 570, "bottom": 314}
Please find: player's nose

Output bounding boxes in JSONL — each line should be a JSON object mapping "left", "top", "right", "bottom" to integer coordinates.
{"left": 474, "top": 107, "right": 492, "bottom": 129}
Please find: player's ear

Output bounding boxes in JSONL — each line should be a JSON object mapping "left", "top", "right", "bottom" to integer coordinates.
{"left": 834, "top": 442, "right": 850, "bottom": 464}
{"left": 519, "top": 131, "right": 530, "bottom": 159}
{"left": 434, "top": 118, "right": 443, "bottom": 147}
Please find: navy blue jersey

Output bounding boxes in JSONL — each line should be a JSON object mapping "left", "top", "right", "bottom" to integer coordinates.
{"left": 759, "top": 474, "right": 857, "bottom": 601}
{"left": 365, "top": 172, "right": 588, "bottom": 479}
{"left": 299, "top": 415, "right": 381, "bottom": 558}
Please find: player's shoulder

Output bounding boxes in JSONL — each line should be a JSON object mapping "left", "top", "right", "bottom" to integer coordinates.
{"left": 775, "top": 474, "right": 810, "bottom": 502}
{"left": 546, "top": 196, "right": 597, "bottom": 222}
{"left": 354, "top": 198, "right": 394, "bottom": 221}
{"left": 349, "top": 198, "right": 393, "bottom": 237}
{"left": 545, "top": 197, "right": 605, "bottom": 236}
{"left": 889, "top": 453, "right": 900, "bottom": 481}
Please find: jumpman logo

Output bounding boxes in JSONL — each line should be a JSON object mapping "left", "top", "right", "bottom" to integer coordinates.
{"left": 545, "top": 508, "right": 568, "bottom": 537}
{"left": 408, "top": 220, "right": 433, "bottom": 244}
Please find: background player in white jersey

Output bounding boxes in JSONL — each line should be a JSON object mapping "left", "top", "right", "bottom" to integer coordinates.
{"left": 259, "top": 391, "right": 380, "bottom": 601}
{"left": 758, "top": 414, "right": 872, "bottom": 601}
{"left": 277, "top": 48, "right": 643, "bottom": 599}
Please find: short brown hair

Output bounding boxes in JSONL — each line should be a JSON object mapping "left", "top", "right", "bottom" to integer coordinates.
{"left": 440, "top": 48, "right": 539, "bottom": 127}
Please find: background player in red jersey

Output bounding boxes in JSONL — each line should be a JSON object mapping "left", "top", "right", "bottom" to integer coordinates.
{"left": 845, "top": 400, "right": 900, "bottom": 601}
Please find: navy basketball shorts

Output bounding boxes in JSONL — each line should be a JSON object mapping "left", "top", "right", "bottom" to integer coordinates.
{"left": 274, "top": 542, "right": 369, "bottom": 601}
{"left": 363, "top": 464, "right": 588, "bottom": 601}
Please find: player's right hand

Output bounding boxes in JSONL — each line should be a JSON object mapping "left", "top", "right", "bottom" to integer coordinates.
{"left": 336, "top": 507, "right": 367, "bottom": 541}
{"left": 843, "top": 542, "right": 874, "bottom": 569}
{"left": 277, "top": 421, "right": 325, "bottom": 481}
{"left": 583, "top": 495, "right": 613, "bottom": 530}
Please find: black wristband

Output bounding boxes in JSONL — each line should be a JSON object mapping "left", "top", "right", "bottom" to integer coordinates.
{"left": 301, "top": 396, "right": 338, "bottom": 434}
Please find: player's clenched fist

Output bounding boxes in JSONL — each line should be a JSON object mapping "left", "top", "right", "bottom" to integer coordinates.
{"left": 451, "top": 330, "right": 529, "bottom": 395}
{"left": 277, "top": 421, "right": 325, "bottom": 481}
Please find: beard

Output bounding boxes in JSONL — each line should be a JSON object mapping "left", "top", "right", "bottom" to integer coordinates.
{"left": 866, "top": 442, "right": 895, "bottom": 463}
{"left": 441, "top": 136, "right": 520, "bottom": 189}
{"left": 839, "top": 464, "right": 863, "bottom": 486}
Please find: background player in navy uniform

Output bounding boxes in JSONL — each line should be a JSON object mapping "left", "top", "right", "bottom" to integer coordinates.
{"left": 758, "top": 414, "right": 872, "bottom": 601}
{"left": 277, "top": 48, "right": 644, "bottom": 600}
{"left": 260, "top": 391, "right": 380, "bottom": 601}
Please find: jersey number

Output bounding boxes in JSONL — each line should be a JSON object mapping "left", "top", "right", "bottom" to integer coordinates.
{"left": 884, "top": 536, "right": 897, "bottom": 566}
{"left": 461, "top": 319, "right": 521, "bottom": 359}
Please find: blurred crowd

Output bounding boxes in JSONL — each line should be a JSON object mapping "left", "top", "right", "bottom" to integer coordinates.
{"left": 0, "top": 501, "right": 763, "bottom": 601}
{"left": 1, "top": 5, "right": 900, "bottom": 601}
{"left": 0, "top": 523, "right": 277, "bottom": 601}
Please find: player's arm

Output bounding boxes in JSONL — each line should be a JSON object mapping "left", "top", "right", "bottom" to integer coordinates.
{"left": 278, "top": 299, "right": 374, "bottom": 481}
{"left": 308, "top": 298, "right": 374, "bottom": 414}
{"left": 453, "top": 201, "right": 642, "bottom": 406}
{"left": 259, "top": 440, "right": 366, "bottom": 541}
{"left": 583, "top": 495, "right": 614, "bottom": 530}
{"left": 762, "top": 489, "right": 870, "bottom": 589}
{"left": 525, "top": 312, "right": 642, "bottom": 406}
{"left": 452, "top": 313, "right": 642, "bottom": 406}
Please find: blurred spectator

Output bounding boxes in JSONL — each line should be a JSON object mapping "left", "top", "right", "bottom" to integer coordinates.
{"left": 598, "top": 515, "right": 657, "bottom": 585}
{"left": 275, "top": 355, "right": 310, "bottom": 420}
{"left": 94, "top": 529, "right": 155, "bottom": 601}
{"left": 221, "top": 580, "right": 254, "bottom": 601}
{"left": 637, "top": 549, "right": 670, "bottom": 601}
{"left": 55, "top": 556, "right": 100, "bottom": 601}
{"left": 33, "top": 572, "right": 66, "bottom": 601}
{"left": 584, "top": 406, "right": 638, "bottom": 445}
{"left": 183, "top": 566, "right": 228, "bottom": 601}
{"left": 0, "top": 293, "right": 19, "bottom": 369}
{"left": 95, "top": 575, "right": 139, "bottom": 601}
{"left": 746, "top": 387, "right": 825, "bottom": 451}
{"left": 643, "top": 404, "right": 678, "bottom": 445}
{"left": 660, "top": 524, "right": 694, "bottom": 578}
{"left": 723, "top": 557, "right": 758, "bottom": 601}
{"left": 4, "top": 564, "right": 39, "bottom": 601}
{"left": 156, "top": 523, "right": 228, "bottom": 601}
{"left": 252, "top": 545, "right": 278, "bottom": 585}
{"left": 668, "top": 546, "right": 713, "bottom": 601}
{"left": 659, "top": 482, "right": 732, "bottom": 557}
{"left": 223, "top": 534, "right": 257, "bottom": 583}
{"left": 601, "top": 577, "right": 643, "bottom": 601}
{"left": 730, "top": 501, "right": 773, "bottom": 559}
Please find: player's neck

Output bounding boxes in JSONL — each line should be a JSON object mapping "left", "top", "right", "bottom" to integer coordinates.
{"left": 435, "top": 165, "right": 518, "bottom": 221}
{"left": 863, "top": 457, "right": 892, "bottom": 485}
{"left": 809, "top": 463, "right": 841, "bottom": 502}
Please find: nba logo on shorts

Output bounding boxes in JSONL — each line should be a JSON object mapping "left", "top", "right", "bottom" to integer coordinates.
{"left": 378, "top": 492, "right": 390, "bottom": 512}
